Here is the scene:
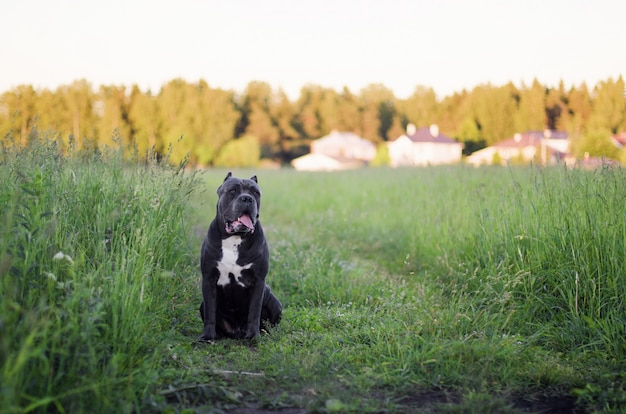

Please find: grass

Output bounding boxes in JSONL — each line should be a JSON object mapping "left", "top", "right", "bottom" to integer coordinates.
{"left": 1, "top": 136, "right": 626, "bottom": 413}
{"left": 0, "top": 137, "right": 198, "bottom": 413}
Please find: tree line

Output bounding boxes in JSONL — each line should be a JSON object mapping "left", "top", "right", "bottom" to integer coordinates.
{"left": 1, "top": 76, "right": 624, "bottom": 166}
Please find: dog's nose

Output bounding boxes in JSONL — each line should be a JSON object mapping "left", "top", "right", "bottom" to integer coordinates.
{"left": 239, "top": 194, "right": 254, "bottom": 203}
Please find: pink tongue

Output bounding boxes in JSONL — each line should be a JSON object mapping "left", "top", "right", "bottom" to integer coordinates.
{"left": 239, "top": 214, "right": 254, "bottom": 229}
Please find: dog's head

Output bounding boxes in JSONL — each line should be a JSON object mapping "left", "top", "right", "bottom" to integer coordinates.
{"left": 216, "top": 172, "right": 261, "bottom": 235}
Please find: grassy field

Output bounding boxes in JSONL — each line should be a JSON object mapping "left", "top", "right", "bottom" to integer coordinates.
{"left": 1, "top": 140, "right": 625, "bottom": 413}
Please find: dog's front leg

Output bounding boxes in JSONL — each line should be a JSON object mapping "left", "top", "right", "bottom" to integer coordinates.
{"left": 199, "top": 277, "right": 218, "bottom": 341}
{"left": 245, "top": 281, "right": 265, "bottom": 339}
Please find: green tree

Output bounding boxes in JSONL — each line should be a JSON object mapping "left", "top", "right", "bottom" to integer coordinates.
{"left": 589, "top": 76, "right": 626, "bottom": 133}
{"left": 358, "top": 83, "right": 395, "bottom": 143}
{"left": 295, "top": 84, "right": 323, "bottom": 139}
{"left": 370, "top": 143, "right": 390, "bottom": 166}
{"left": 96, "top": 85, "right": 131, "bottom": 150}
{"left": 545, "top": 81, "right": 569, "bottom": 131}
{"left": 386, "top": 115, "right": 405, "bottom": 141}
{"left": 437, "top": 91, "right": 467, "bottom": 137}
{"left": 514, "top": 79, "right": 545, "bottom": 132}
{"left": 0, "top": 85, "right": 37, "bottom": 146}
{"left": 316, "top": 87, "right": 343, "bottom": 132}
{"left": 213, "top": 134, "right": 260, "bottom": 167}
{"left": 399, "top": 85, "right": 438, "bottom": 128}
{"left": 239, "top": 82, "right": 279, "bottom": 159}
{"left": 457, "top": 115, "right": 485, "bottom": 155}
{"left": 157, "top": 79, "right": 239, "bottom": 165}
{"left": 157, "top": 79, "right": 193, "bottom": 163}
{"left": 270, "top": 89, "right": 305, "bottom": 161}
{"left": 128, "top": 85, "right": 162, "bottom": 158}
{"left": 34, "top": 88, "right": 64, "bottom": 136}
{"left": 57, "top": 80, "right": 96, "bottom": 149}
{"left": 563, "top": 82, "right": 593, "bottom": 149}
{"left": 193, "top": 80, "right": 239, "bottom": 166}
{"left": 470, "top": 83, "right": 517, "bottom": 145}
{"left": 335, "top": 87, "right": 361, "bottom": 133}
{"left": 457, "top": 116, "right": 481, "bottom": 142}
{"left": 575, "top": 129, "right": 619, "bottom": 159}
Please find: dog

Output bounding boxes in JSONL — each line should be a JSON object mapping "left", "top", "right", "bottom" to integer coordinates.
{"left": 198, "top": 172, "right": 282, "bottom": 341}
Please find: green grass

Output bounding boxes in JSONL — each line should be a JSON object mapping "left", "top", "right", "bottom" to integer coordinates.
{"left": 1, "top": 138, "right": 626, "bottom": 413}
{"left": 0, "top": 138, "right": 199, "bottom": 413}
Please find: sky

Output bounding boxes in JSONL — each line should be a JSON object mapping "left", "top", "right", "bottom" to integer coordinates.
{"left": 1, "top": 0, "right": 625, "bottom": 100}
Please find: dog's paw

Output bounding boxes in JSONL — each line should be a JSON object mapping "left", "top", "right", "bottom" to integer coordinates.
{"left": 244, "top": 329, "right": 261, "bottom": 340}
{"left": 197, "top": 334, "right": 216, "bottom": 343}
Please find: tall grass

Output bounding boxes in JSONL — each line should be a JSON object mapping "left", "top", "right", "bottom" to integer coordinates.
{"left": 243, "top": 167, "right": 626, "bottom": 359}
{"left": 2, "top": 139, "right": 625, "bottom": 412}
{"left": 0, "top": 136, "right": 198, "bottom": 412}
{"left": 433, "top": 166, "right": 626, "bottom": 357}
{"left": 247, "top": 166, "right": 625, "bottom": 410}
{"left": 257, "top": 166, "right": 626, "bottom": 360}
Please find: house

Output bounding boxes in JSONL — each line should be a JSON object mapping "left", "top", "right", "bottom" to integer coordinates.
{"left": 291, "top": 131, "right": 375, "bottom": 171}
{"left": 466, "top": 130, "right": 569, "bottom": 166}
{"left": 387, "top": 124, "right": 463, "bottom": 167}
{"left": 291, "top": 153, "right": 362, "bottom": 171}
{"left": 611, "top": 131, "right": 626, "bottom": 148}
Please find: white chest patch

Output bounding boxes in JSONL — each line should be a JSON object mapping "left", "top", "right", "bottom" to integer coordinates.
{"left": 217, "top": 236, "right": 253, "bottom": 287}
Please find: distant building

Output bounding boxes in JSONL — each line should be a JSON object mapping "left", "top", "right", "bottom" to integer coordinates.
{"left": 387, "top": 124, "right": 463, "bottom": 167}
{"left": 611, "top": 131, "right": 626, "bottom": 148}
{"left": 466, "top": 130, "right": 569, "bottom": 166}
{"left": 291, "top": 131, "right": 375, "bottom": 171}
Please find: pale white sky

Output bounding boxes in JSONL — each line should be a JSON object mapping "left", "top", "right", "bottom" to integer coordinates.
{"left": 1, "top": 0, "right": 625, "bottom": 99}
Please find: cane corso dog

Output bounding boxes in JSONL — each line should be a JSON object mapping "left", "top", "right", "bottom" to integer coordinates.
{"left": 198, "top": 172, "right": 282, "bottom": 341}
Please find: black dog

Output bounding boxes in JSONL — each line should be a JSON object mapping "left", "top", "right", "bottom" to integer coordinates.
{"left": 198, "top": 172, "right": 282, "bottom": 341}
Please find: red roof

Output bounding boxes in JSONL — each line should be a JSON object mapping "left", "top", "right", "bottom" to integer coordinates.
{"left": 612, "top": 132, "right": 626, "bottom": 146}
{"left": 406, "top": 126, "right": 457, "bottom": 144}
{"left": 495, "top": 130, "right": 568, "bottom": 148}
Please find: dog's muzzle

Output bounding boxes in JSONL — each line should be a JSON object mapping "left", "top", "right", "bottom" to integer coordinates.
{"left": 223, "top": 194, "right": 257, "bottom": 234}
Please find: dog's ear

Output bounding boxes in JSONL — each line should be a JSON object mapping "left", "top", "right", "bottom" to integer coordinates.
{"left": 217, "top": 172, "right": 233, "bottom": 194}
{"left": 250, "top": 175, "right": 258, "bottom": 183}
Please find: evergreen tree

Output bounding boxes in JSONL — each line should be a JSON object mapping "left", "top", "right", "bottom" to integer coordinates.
{"left": 1, "top": 85, "right": 37, "bottom": 146}
{"left": 470, "top": 83, "right": 517, "bottom": 145}
{"left": 565, "top": 82, "right": 592, "bottom": 138}
{"left": 240, "top": 81, "right": 279, "bottom": 159}
{"left": 589, "top": 76, "right": 626, "bottom": 133}
{"left": 358, "top": 83, "right": 395, "bottom": 143}
{"left": 157, "top": 79, "right": 193, "bottom": 163}
{"left": 128, "top": 85, "right": 161, "bottom": 158}
{"left": 336, "top": 87, "right": 361, "bottom": 134}
{"left": 386, "top": 116, "right": 405, "bottom": 141}
{"left": 514, "top": 79, "right": 545, "bottom": 132}
{"left": 270, "top": 89, "right": 305, "bottom": 161}
{"left": 35, "top": 88, "right": 64, "bottom": 135}
{"left": 96, "top": 85, "right": 131, "bottom": 150}
{"left": 193, "top": 80, "right": 239, "bottom": 166}
{"left": 545, "top": 81, "right": 569, "bottom": 131}
{"left": 295, "top": 84, "right": 323, "bottom": 139}
{"left": 57, "top": 80, "right": 95, "bottom": 149}
{"left": 399, "top": 85, "right": 438, "bottom": 128}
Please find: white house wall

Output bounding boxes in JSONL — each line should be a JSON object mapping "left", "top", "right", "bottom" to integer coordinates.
{"left": 388, "top": 137, "right": 462, "bottom": 166}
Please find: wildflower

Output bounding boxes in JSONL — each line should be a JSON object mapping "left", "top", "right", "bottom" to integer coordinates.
{"left": 53, "top": 251, "right": 74, "bottom": 264}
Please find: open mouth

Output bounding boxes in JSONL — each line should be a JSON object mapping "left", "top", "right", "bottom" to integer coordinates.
{"left": 225, "top": 214, "right": 255, "bottom": 234}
